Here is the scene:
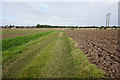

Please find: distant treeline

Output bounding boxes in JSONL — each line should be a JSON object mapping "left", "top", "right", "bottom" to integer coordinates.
{"left": 1, "top": 24, "right": 120, "bottom": 29}
{"left": 36, "top": 24, "right": 100, "bottom": 28}
{"left": 36, "top": 24, "right": 120, "bottom": 28}
{"left": 36, "top": 24, "right": 67, "bottom": 28}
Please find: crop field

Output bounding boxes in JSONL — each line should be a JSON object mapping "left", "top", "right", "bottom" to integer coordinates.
{"left": 66, "top": 29, "right": 120, "bottom": 78}
{"left": 2, "top": 28, "right": 67, "bottom": 39}
{"left": 1, "top": 28, "right": 105, "bottom": 78}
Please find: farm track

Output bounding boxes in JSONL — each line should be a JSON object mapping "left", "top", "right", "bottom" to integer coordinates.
{"left": 66, "top": 29, "right": 120, "bottom": 78}
{"left": 2, "top": 30, "right": 104, "bottom": 78}
{"left": 2, "top": 31, "right": 58, "bottom": 77}
{"left": 17, "top": 32, "right": 77, "bottom": 78}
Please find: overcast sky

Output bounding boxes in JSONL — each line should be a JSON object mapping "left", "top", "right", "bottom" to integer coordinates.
{"left": 2, "top": 1, "right": 118, "bottom": 26}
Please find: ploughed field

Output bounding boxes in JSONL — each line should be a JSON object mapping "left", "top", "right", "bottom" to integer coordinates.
{"left": 2, "top": 28, "right": 104, "bottom": 78}
{"left": 66, "top": 29, "right": 120, "bottom": 78}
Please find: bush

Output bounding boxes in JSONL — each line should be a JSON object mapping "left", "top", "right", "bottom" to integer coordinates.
{"left": 99, "top": 26, "right": 107, "bottom": 30}
{"left": 71, "top": 27, "right": 75, "bottom": 30}
{"left": 103, "top": 27, "right": 107, "bottom": 29}
{"left": 99, "top": 27, "right": 102, "bottom": 29}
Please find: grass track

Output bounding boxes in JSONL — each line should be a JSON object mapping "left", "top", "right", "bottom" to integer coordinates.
{"left": 2, "top": 30, "right": 104, "bottom": 78}
{"left": 2, "top": 31, "right": 57, "bottom": 77}
{"left": 2, "top": 31, "right": 54, "bottom": 68}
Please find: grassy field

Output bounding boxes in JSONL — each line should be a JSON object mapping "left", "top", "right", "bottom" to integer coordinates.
{"left": 2, "top": 29, "right": 47, "bottom": 39}
{"left": 2, "top": 29, "right": 105, "bottom": 78}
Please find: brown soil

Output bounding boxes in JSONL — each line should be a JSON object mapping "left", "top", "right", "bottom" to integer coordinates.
{"left": 2, "top": 33, "right": 33, "bottom": 39}
{"left": 2, "top": 28, "right": 68, "bottom": 32}
{"left": 1, "top": 28, "right": 68, "bottom": 39}
{"left": 66, "top": 29, "right": 120, "bottom": 78}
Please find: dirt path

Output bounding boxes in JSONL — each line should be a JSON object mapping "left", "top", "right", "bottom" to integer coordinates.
{"left": 59, "top": 32, "right": 63, "bottom": 37}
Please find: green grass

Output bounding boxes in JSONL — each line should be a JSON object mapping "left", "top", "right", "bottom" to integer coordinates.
{"left": 2, "top": 31, "right": 54, "bottom": 51}
{"left": 71, "top": 49, "right": 104, "bottom": 78}
{"left": 2, "top": 31, "right": 57, "bottom": 77}
{"left": 67, "top": 37, "right": 105, "bottom": 78}
{"left": 16, "top": 31, "right": 76, "bottom": 78}
{"left": 2, "top": 30, "right": 105, "bottom": 78}
{"left": 2, "top": 31, "right": 54, "bottom": 68}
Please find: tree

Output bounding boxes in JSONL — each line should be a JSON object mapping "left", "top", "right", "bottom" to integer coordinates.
{"left": 36, "top": 24, "right": 40, "bottom": 28}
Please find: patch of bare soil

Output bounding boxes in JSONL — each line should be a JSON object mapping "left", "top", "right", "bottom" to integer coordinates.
{"left": 59, "top": 32, "right": 63, "bottom": 37}
{"left": 2, "top": 33, "right": 33, "bottom": 39}
{"left": 66, "top": 29, "right": 120, "bottom": 78}
{"left": 1, "top": 28, "right": 68, "bottom": 39}
{"left": 2, "top": 28, "right": 68, "bottom": 32}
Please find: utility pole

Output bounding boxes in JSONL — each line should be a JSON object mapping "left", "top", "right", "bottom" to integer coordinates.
{"left": 106, "top": 14, "right": 108, "bottom": 27}
{"left": 118, "top": 1, "right": 120, "bottom": 27}
{"left": 106, "top": 12, "right": 111, "bottom": 28}
{"left": 108, "top": 13, "right": 111, "bottom": 28}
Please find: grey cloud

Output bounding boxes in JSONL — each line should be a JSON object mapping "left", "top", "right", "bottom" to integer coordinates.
{"left": 2, "top": 2, "right": 118, "bottom": 26}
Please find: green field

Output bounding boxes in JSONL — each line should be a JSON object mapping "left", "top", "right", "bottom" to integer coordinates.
{"left": 2, "top": 29, "right": 104, "bottom": 78}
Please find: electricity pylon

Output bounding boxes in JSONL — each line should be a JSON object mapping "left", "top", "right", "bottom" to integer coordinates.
{"left": 106, "top": 12, "right": 111, "bottom": 28}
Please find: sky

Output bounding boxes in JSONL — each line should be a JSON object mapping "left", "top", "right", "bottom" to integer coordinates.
{"left": 1, "top": 0, "right": 119, "bottom": 26}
